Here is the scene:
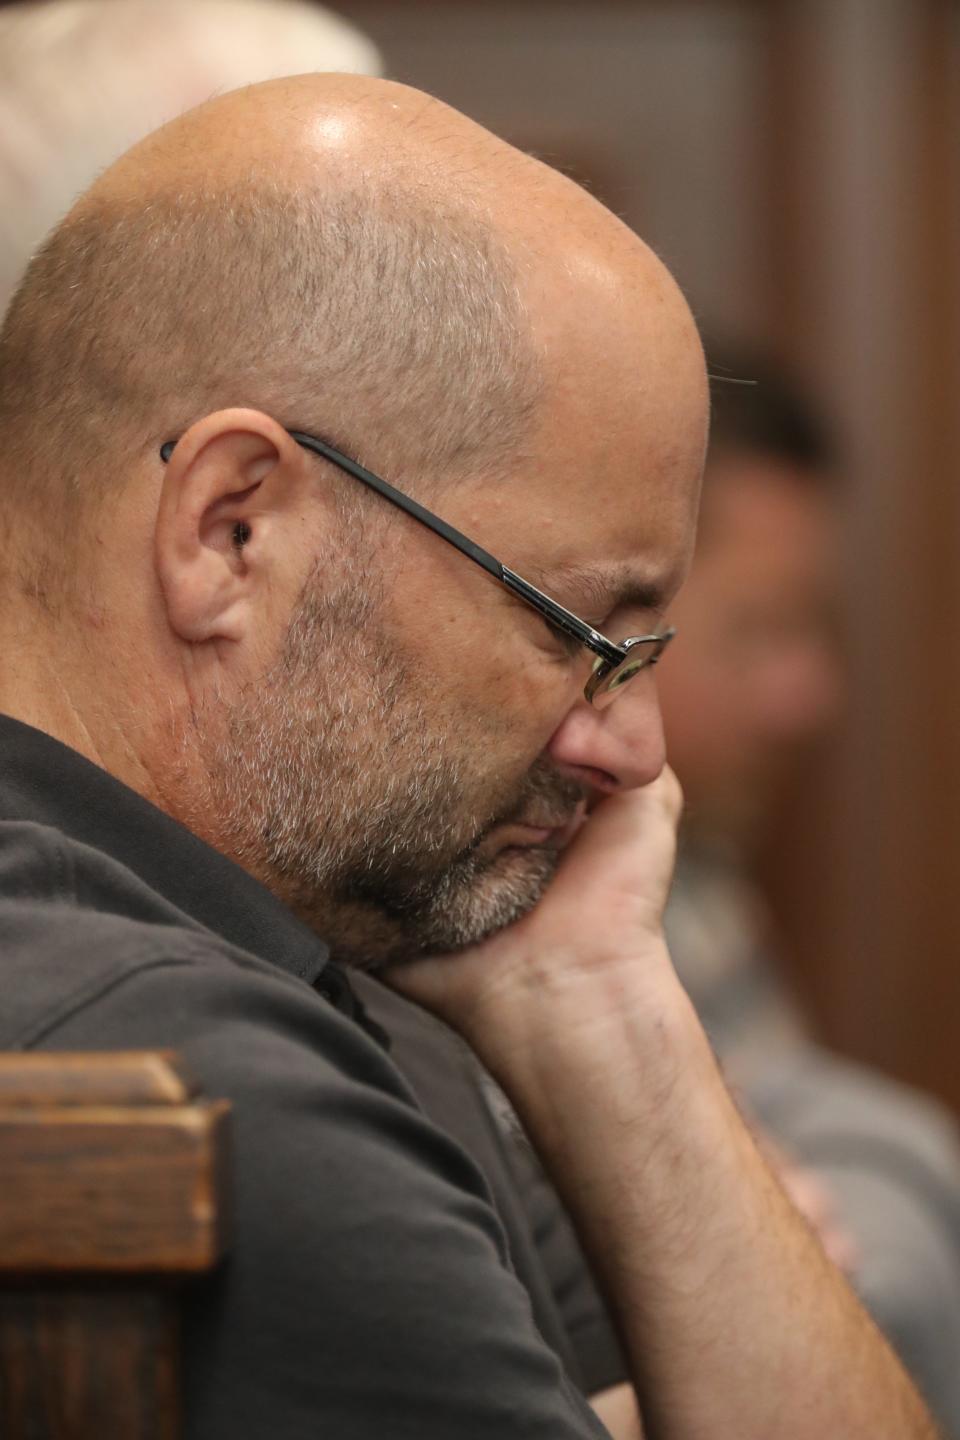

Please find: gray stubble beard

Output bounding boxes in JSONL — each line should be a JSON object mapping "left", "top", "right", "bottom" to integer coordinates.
{"left": 193, "top": 566, "right": 579, "bottom": 969}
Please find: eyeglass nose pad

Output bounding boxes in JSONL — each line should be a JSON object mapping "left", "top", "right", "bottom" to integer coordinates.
{"left": 585, "top": 631, "right": 675, "bottom": 709}
{"left": 586, "top": 652, "right": 642, "bottom": 709}
{"left": 585, "top": 669, "right": 618, "bottom": 709}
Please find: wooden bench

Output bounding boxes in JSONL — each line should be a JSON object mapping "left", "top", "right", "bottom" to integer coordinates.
{"left": 0, "top": 1052, "right": 230, "bottom": 1439}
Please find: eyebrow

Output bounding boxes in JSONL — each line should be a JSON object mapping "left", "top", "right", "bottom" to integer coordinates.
{"left": 537, "top": 561, "right": 670, "bottom": 618}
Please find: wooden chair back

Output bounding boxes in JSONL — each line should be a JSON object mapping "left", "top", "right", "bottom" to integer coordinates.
{"left": 0, "top": 1051, "right": 229, "bottom": 1440}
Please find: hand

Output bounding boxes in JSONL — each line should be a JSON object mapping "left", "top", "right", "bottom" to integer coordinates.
{"left": 385, "top": 767, "right": 685, "bottom": 1056}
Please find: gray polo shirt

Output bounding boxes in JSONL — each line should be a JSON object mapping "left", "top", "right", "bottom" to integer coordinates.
{"left": 0, "top": 715, "right": 609, "bottom": 1440}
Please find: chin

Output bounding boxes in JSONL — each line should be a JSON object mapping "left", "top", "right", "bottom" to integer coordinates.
{"left": 328, "top": 844, "right": 559, "bottom": 971}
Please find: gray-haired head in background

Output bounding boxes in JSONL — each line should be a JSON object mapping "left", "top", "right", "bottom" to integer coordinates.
{"left": 0, "top": 0, "right": 382, "bottom": 313}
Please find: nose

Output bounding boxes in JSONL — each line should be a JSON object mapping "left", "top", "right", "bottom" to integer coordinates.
{"left": 545, "top": 672, "right": 667, "bottom": 791}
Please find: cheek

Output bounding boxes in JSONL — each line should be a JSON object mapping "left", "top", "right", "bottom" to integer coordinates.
{"left": 386, "top": 565, "right": 585, "bottom": 759}
{"left": 433, "top": 628, "right": 582, "bottom": 752}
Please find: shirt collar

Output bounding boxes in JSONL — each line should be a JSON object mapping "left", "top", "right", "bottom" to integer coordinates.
{"left": 0, "top": 713, "right": 330, "bottom": 986}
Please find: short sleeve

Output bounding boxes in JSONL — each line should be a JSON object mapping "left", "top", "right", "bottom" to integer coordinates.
{"left": 479, "top": 1077, "right": 630, "bottom": 1396}
{"left": 39, "top": 953, "right": 610, "bottom": 1440}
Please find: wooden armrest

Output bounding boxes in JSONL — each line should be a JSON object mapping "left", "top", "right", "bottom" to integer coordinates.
{"left": 0, "top": 1051, "right": 230, "bottom": 1439}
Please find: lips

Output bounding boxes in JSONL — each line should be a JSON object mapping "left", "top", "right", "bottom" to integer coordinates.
{"left": 550, "top": 801, "right": 588, "bottom": 849}
{"left": 509, "top": 799, "right": 588, "bottom": 850}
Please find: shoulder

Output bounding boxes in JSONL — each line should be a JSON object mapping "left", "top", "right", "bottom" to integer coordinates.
{"left": 0, "top": 824, "right": 605, "bottom": 1436}
{"left": 0, "top": 817, "right": 325, "bottom": 1052}
{"left": 42, "top": 931, "right": 600, "bottom": 1437}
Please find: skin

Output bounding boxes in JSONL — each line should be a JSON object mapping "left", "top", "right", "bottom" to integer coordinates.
{"left": 0, "top": 74, "right": 935, "bottom": 1440}
{"left": 6, "top": 77, "right": 702, "bottom": 972}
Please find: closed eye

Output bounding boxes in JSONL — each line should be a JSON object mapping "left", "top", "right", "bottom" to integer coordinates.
{"left": 547, "top": 620, "right": 586, "bottom": 657}
{"left": 543, "top": 614, "right": 610, "bottom": 660}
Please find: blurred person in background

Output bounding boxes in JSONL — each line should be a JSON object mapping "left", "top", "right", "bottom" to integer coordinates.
{"left": 659, "top": 348, "right": 960, "bottom": 1434}
{"left": 0, "top": 0, "right": 381, "bottom": 313}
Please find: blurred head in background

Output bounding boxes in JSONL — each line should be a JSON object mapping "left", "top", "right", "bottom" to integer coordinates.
{"left": 658, "top": 349, "right": 844, "bottom": 851}
{"left": 0, "top": 0, "right": 381, "bottom": 312}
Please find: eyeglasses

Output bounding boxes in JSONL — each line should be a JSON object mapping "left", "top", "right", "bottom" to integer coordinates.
{"left": 160, "top": 428, "right": 675, "bottom": 708}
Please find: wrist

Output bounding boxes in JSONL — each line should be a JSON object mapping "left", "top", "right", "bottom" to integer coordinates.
{"left": 462, "top": 939, "right": 710, "bottom": 1138}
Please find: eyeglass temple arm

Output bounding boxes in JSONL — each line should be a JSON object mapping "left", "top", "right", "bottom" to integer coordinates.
{"left": 160, "top": 430, "right": 500, "bottom": 576}
{"left": 499, "top": 570, "right": 625, "bottom": 665}
{"left": 160, "top": 430, "right": 625, "bottom": 668}
{"left": 289, "top": 434, "right": 625, "bottom": 664}
{"left": 289, "top": 431, "right": 503, "bottom": 574}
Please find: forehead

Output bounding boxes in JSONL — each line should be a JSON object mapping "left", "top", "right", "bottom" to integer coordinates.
{"left": 474, "top": 318, "right": 706, "bottom": 611}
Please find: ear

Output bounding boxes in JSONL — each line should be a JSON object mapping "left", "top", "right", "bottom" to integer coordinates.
{"left": 154, "top": 408, "right": 312, "bottom": 645}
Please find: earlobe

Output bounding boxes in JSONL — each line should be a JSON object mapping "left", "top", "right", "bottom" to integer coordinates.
{"left": 154, "top": 409, "right": 295, "bottom": 646}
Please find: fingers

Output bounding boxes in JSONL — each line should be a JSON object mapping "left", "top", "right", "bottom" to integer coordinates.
{"left": 383, "top": 768, "right": 685, "bottom": 1029}
{"left": 549, "top": 766, "right": 684, "bottom": 900}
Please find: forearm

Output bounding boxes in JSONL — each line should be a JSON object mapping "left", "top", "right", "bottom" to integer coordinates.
{"left": 591, "top": 1382, "right": 645, "bottom": 1440}
{"left": 388, "top": 780, "right": 939, "bottom": 1439}
{"left": 471, "top": 947, "right": 938, "bottom": 1440}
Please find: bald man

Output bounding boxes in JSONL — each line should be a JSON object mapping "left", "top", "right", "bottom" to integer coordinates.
{"left": 0, "top": 75, "right": 936, "bottom": 1440}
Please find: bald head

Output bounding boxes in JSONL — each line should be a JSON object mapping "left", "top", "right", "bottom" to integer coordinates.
{"left": 0, "top": 77, "right": 535, "bottom": 597}
{"left": 0, "top": 74, "right": 698, "bottom": 607}
{"left": 0, "top": 74, "right": 706, "bottom": 948}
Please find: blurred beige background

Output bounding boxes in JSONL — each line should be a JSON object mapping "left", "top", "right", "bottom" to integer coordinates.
{"left": 332, "top": 0, "right": 960, "bottom": 1113}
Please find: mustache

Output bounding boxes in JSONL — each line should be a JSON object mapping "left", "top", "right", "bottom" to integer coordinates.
{"left": 467, "top": 761, "right": 587, "bottom": 851}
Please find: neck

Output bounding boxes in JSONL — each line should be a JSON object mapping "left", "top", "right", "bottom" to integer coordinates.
{"left": 0, "top": 607, "right": 161, "bottom": 804}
